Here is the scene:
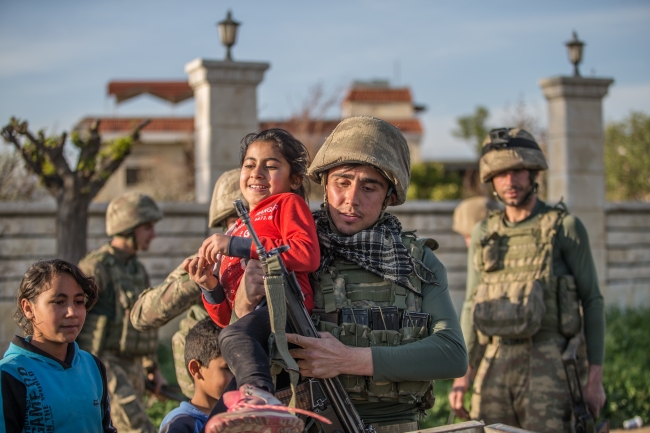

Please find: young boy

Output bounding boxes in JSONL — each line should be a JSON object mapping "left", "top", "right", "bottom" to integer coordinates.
{"left": 160, "top": 319, "right": 233, "bottom": 433}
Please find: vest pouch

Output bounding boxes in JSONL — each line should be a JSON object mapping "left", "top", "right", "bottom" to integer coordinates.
{"left": 120, "top": 312, "right": 159, "bottom": 357}
{"left": 338, "top": 323, "right": 370, "bottom": 398}
{"left": 397, "top": 326, "right": 432, "bottom": 403}
{"left": 366, "top": 330, "right": 401, "bottom": 400}
{"left": 557, "top": 275, "right": 581, "bottom": 337}
{"left": 473, "top": 280, "right": 546, "bottom": 338}
{"left": 481, "top": 232, "right": 501, "bottom": 272}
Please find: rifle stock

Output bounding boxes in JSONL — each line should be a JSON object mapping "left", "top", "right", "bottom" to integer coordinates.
{"left": 234, "top": 199, "right": 374, "bottom": 433}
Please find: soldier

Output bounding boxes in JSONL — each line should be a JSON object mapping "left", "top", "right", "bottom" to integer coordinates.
{"left": 130, "top": 168, "right": 245, "bottom": 399}
{"left": 449, "top": 128, "right": 606, "bottom": 432}
{"left": 77, "top": 192, "right": 163, "bottom": 433}
{"left": 223, "top": 117, "right": 469, "bottom": 433}
{"left": 452, "top": 196, "right": 501, "bottom": 247}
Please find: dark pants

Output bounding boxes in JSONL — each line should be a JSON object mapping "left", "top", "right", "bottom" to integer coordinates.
{"left": 218, "top": 306, "right": 275, "bottom": 393}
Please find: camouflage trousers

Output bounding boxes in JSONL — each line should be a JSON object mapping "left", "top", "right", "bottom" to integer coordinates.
{"left": 470, "top": 337, "right": 572, "bottom": 433}
{"left": 103, "top": 352, "right": 157, "bottom": 433}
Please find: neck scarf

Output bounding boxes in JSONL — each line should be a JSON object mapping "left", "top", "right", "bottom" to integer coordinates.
{"left": 313, "top": 210, "right": 435, "bottom": 294}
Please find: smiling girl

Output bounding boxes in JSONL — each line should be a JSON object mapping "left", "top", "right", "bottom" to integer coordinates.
{"left": 184, "top": 128, "right": 320, "bottom": 433}
{"left": 0, "top": 259, "right": 115, "bottom": 433}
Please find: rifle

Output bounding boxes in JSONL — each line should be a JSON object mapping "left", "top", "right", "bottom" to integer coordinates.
{"left": 234, "top": 199, "right": 375, "bottom": 433}
{"left": 561, "top": 335, "right": 609, "bottom": 433}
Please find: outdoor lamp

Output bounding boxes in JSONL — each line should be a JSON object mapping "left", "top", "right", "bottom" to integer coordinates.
{"left": 565, "top": 31, "right": 585, "bottom": 77}
{"left": 217, "top": 10, "right": 240, "bottom": 61}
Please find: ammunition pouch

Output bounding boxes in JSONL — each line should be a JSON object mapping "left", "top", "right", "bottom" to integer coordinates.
{"left": 314, "top": 308, "right": 433, "bottom": 407}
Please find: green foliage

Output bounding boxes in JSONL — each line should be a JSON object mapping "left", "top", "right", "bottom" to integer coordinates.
{"left": 601, "top": 307, "right": 650, "bottom": 428}
{"left": 408, "top": 163, "right": 462, "bottom": 201}
{"left": 604, "top": 111, "right": 650, "bottom": 201}
{"left": 100, "top": 136, "right": 133, "bottom": 161}
{"left": 452, "top": 106, "right": 491, "bottom": 154}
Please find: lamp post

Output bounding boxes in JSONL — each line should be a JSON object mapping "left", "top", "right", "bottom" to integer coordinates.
{"left": 565, "top": 31, "right": 585, "bottom": 77}
{"left": 217, "top": 10, "right": 240, "bottom": 61}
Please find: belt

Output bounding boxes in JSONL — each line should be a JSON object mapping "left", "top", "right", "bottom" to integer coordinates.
{"left": 374, "top": 421, "right": 418, "bottom": 433}
{"left": 495, "top": 330, "right": 565, "bottom": 346}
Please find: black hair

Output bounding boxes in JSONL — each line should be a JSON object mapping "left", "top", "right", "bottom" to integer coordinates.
{"left": 239, "top": 128, "right": 310, "bottom": 200}
{"left": 184, "top": 318, "right": 223, "bottom": 374}
{"left": 15, "top": 259, "right": 99, "bottom": 335}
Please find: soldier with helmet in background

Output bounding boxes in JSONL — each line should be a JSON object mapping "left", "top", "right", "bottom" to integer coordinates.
{"left": 130, "top": 168, "right": 244, "bottom": 400}
{"left": 227, "top": 117, "right": 468, "bottom": 433}
{"left": 452, "top": 196, "right": 501, "bottom": 247}
{"left": 77, "top": 192, "right": 163, "bottom": 433}
{"left": 449, "top": 128, "right": 606, "bottom": 432}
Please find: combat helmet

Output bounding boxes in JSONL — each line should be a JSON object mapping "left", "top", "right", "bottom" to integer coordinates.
{"left": 208, "top": 168, "right": 247, "bottom": 229}
{"left": 106, "top": 192, "right": 163, "bottom": 237}
{"left": 308, "top": 116, "right": 410, "bottom": 205}
{"left": 479, "top": 128, "right": 547, "bottom": 183}
{"left": 452, "top": 196, "right": 501, "bottom": 237}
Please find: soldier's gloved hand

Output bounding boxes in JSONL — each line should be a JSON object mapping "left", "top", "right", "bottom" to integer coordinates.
{"left": 449, "top": 371, "right": 471, "bottom": 420}
{"left": 183, "top": 256, "right": 219, "bottom": 290}
{"left": 198, "top": 233, "right": 232, "bottom": 264}
{"left": 584, "top": 365, "right": 606, "bottom": 418}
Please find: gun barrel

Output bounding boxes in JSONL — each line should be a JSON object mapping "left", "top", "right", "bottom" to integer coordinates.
{"left": 234, "top": 199, "right": 267, "bottom": 261}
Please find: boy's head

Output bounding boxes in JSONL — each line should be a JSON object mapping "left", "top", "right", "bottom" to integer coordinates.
{"left": 185, "top": 318, "right": 233, "bottom": 401}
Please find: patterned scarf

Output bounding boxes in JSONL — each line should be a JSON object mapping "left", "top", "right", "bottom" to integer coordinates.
{"left": 313, "top": 209, "right": 435, "bottom": 293}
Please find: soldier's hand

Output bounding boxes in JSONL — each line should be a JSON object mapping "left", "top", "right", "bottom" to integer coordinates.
{"left": 449, "top": 372, "right": 471, "bottom": 420}
{"left": 234, "top": 259, "right": 265, "bottom": 318}
{"left": 287, "top": 332, "right": 373, "bottom": 378}
{"left": 149, "top": 368, "right": 168, "bottom": 396}
{"left": 198, "top": 234, "right": 232, "bottom": 264}
{"left": 183, "top": 256, "right": 218, "bottom": 290}
{"left": 584, "top": 365, "right": 606, "bottom": 418}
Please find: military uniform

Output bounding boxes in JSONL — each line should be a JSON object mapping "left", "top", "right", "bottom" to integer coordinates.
{"left": 77, "top": 192, "right": 162, "bottom": 433}
{"left": 460, "top": 128, "right": 605, "bottom": 433}
{"left": 307, "top": 117, "right": 468, "bottom": 432}
{"left": 130, "top": 168, "right": 244, "bottom": 398}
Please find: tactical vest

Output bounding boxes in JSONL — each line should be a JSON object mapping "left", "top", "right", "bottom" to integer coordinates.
{"left": 78, "top": 245, "right": 159, "bottom": 357}
{"left": 472, "top": 207, "right": 581, "bottom": 340}
{"left": 312, "top": 232, "right": 437, "bottom": 407}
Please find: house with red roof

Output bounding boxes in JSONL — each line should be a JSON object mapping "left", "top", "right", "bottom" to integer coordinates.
{"left": 76, "top": 79, "right": 425, "bottom": 202}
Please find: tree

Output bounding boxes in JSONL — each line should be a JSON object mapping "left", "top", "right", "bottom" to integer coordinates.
{"left": 0, "top": 148, "right": 46, "bottom": 201}
{"left": 452, "top": 105, "right": 491, "bottom": 155}
{"left": 1, "top": 117, "right": 149, "bottom": 262}
{"left": 407, "top": 162, "right": 462, "bottom": 201}
{"left": 604, "top": 111, "right": 650, "bottom": 201}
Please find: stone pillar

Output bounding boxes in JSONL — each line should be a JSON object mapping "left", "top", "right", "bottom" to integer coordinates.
{"left": 539, "top": 76, "right": 614, "bottom": 289}
{"left": 185, "top": 59, "right": 270, "bottom": 202}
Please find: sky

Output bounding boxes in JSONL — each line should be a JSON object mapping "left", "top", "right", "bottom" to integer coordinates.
{"left": 1, "top": 0, "right": 649, "bottom": 161}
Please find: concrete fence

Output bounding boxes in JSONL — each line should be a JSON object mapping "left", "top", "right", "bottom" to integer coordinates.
{"left": 1, "top": 200, "right": 649, "bottom": 351}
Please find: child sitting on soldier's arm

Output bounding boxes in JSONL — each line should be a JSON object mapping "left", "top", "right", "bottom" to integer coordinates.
{"left": 159, "top": 318, "right": 233, "bottom": 433}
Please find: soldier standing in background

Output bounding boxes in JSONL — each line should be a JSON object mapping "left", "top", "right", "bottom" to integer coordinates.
{"left": 130, "top": 168, "right": 245, "bottom": 399}
{"left": 77, "top": 192, "right": 164, "bottom": 433}
{"left": 449, "top": 128, "right": 606, "bottom": 432}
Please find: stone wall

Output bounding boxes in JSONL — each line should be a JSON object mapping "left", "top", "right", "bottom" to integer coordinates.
{"left": 1, "top": 200, "right": 649, "bottom": 352}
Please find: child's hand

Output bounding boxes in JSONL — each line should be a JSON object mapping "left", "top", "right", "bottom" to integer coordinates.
{"left": 198, "top": 234, "right": 232, "bottom": 264}
{"left": 182, "top": 256, "right": 219, "bottom": 290}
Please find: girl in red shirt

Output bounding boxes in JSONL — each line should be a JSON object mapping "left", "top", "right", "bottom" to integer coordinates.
{"left": 186, "top": 129, "right": 320, "bottom": 433}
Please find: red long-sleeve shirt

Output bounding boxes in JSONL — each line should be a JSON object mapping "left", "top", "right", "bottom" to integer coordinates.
{"left": 202, "top": 193, "right": 320, "bottom": 327}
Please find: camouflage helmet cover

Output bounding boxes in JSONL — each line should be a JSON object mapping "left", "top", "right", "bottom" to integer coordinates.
{"left": 208, "top": 168, "right": 247, "bottom": 229}
{"left": 106, "top": 192, "right": 163, "bottom": 236}
{"left": 479, "top": 128, "right": 547, "bottom": 183}
{"left": 452, "top": 196, "right": 501, "bottom": 237}
{"left": 307, "top": 116, "right": 410, "bottom": 205}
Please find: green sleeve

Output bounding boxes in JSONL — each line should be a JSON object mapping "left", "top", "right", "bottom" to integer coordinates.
{"left": 371, "top": 248, "right": 468, "bottom": 382}
{"left": 460, "top": 221, "right": 486, "bottom": 369}
{"left": 130, "top": 255, "right": 202, "bottom": 331}
{"left": 558, "top": 215, "right": 605, "bottom": 365}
